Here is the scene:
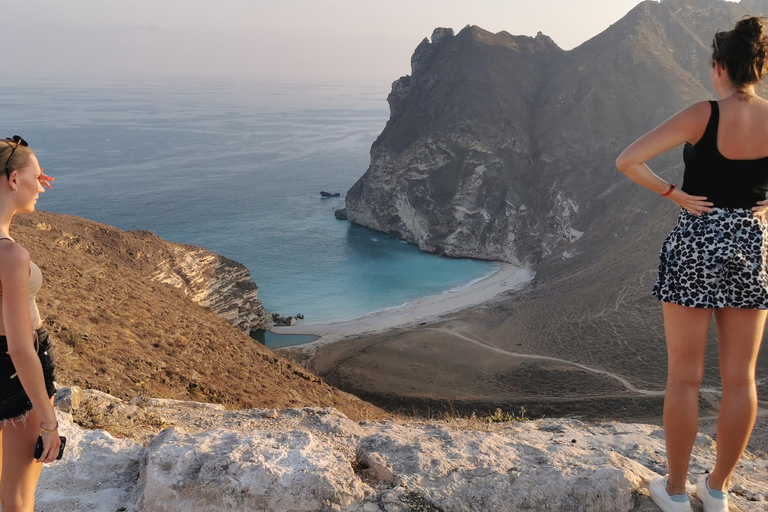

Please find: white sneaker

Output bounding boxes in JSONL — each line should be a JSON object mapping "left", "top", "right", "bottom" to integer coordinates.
{"left": 695, "top": 474, "right": 729, "bottom": 512}
{"left": 649, "top": 474, "right": 692, "bottom": 512}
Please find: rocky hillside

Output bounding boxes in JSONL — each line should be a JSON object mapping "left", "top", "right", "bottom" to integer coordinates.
{"left": 345, "top": 0, "right": 768, "bottom": 265}
{"left": 37, "top": 388, "right": 768, "bottom": 511}
{"left": 11, "top": 210, "right": 388, "bottom": 421}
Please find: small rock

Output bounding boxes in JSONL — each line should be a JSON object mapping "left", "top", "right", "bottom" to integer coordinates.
{"left": 335, "top": 208, "right": 348, "bottom": 220}
{"left": 54, "top": 386, "right": 85, "bottom": 413}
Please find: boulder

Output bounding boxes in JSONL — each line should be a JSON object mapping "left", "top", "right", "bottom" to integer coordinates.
{"left": 137, "top": 427, "right": 368, "bottom": 511}
{"left": 54, "top": 386, "right": 85, "bottom": 413}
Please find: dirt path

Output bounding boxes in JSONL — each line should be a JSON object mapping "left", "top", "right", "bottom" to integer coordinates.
{"left": 424, "top": 328, "right": 768, "bottom": 415}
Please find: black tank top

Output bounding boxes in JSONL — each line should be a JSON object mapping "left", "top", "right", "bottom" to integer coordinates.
{"left": 681, "top": 100, "right": 768, "bottom": 208}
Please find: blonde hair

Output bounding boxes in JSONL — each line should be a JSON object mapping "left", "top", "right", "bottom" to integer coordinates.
{"left": 0, "top": 138, "right": 34, "bottom": 177}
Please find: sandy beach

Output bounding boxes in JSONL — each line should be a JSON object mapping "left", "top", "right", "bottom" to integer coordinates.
{"left": 271, "top": 263, "right": 533, "bottom": 348}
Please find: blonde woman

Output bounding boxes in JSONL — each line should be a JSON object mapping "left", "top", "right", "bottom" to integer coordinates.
{"left": 0, "top": 135, "right": 58, "bottom": 511}
{"left": 617, "top": 16, "right": 768, "bottom": 512}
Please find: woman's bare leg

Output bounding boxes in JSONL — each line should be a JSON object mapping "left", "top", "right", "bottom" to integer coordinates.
{"left": 661, "top": 302, "right": 711, "bottom": 494}
{"left": 0, "top": 397, "right": 55, "bottom": 512}
{"left": 708, "top": 306, "right": 766, "bottom": 491}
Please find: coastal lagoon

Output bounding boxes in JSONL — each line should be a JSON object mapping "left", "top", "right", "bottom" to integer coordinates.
{"left": 0, "top": 76, "right": 498, "bottom": 324}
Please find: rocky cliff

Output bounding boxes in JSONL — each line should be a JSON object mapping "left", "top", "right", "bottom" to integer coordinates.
{"left": 29, "top": 216, "right": 269, "bottom": 333}
{"left": 346, "top": 0, "right": 768, "bottom": 265}
{"left": 143, "top": 233, "right": 268, "bottom": 332}
{"left": 38, "top": 387, "right": 768, "bottom": 511}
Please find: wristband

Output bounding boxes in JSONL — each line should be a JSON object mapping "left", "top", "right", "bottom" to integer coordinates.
{"left": 661, "top": 183, "right": 676, "bottom": 197}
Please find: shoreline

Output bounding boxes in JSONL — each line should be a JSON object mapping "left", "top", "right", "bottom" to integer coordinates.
{"left": 271, "top": 263, "right": 533, "bottom": 350}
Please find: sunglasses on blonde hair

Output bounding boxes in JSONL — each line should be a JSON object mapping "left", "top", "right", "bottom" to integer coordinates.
{"left": 3, "top": 135, "right": 28, "bottom": 179}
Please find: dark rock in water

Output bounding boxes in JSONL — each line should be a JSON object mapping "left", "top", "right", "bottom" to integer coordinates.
{"left": 320, "top": 191, "right": 341, "bottom": 198}
{"left": 334, "top": 208, "right": 348, "bottom": 220}
{"left": 296, "top": 314, "right": 304, "bottom": 320}
{"left": 271, "top": 314, "right": 298, "bottom": 327}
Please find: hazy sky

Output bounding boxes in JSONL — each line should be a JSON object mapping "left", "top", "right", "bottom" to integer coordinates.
{"left": 0, "top": 0, "right": 665, "bottom": 84}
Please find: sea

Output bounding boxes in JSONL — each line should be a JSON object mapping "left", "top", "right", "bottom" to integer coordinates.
{"left": 0, "top": 75, "right": 499, "bottom": 333}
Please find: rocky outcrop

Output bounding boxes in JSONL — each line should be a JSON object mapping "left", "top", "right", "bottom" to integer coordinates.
{"left": 145, "top": 236, "right": 269, "bottom": 332}
{"left": 345, "top": 0, "right": 768, "bottom": 265}
{"left": 38, "top": 388, "right": 768, "bottom": 511}
{"left": 22, "top": 211, "right": 270, "bottom": 333}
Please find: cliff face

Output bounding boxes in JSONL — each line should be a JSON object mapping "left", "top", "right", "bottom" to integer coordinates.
{"left": 140, "top": 233, "right": 268, "bottom": 332}
{"left": 347, "top": 27, "right": 564, "bottom": 265}
{"left": 346, "top": 0, "right": 768, "bottom": 265}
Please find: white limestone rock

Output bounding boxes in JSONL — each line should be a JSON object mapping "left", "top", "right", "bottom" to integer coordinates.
{"left": 36, "top": 416, "right": 143, "bottom": 512}
{"left": 33, "top": 392, "right": 768, "bottom": 511}
{"left": 137, "top": 427, "right": 369, "bottom": 512}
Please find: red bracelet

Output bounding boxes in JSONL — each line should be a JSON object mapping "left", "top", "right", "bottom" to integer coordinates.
{"left": 661, "top": 183, "right": 676, "bottom": 197}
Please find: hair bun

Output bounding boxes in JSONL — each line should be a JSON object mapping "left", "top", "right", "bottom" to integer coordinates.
{"left": 735, "top": 16, "right": 767, "bottom": 42}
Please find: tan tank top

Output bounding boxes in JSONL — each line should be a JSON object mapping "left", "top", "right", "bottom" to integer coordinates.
{"left": 0, "top": 236, "right": 43, "bottom": 333}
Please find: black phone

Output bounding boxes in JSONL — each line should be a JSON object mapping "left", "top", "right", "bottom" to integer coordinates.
{"left": 34, "top": 435, "right": 66, "bottom": 460}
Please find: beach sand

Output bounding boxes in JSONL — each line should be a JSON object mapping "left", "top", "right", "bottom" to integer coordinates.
{"left": 271, "top": 263, "right": 533, "bottom": 348}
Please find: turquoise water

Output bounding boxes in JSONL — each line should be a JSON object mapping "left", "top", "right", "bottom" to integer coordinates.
{"left": 0, "top": 76, "right": 498, "bottom": 324}
{"left": 251, "top": 330, "right": 320, "bottom": 349}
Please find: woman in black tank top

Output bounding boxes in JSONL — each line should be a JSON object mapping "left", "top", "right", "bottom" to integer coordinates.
{"left": 616, "top": 15, "right": 768, "bottom": 512}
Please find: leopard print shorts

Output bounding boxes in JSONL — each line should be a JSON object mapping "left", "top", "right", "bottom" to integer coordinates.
{"left": 652, "top": 206, "right": 768, "bottom": 309}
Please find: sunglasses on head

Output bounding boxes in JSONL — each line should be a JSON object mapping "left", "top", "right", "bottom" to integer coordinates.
{"left": 3, "top": 135, "right": 28, "bottom": 179}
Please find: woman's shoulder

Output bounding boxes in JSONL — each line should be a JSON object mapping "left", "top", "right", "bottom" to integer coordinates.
{"left": 662, "top": 101, "right": 713, "bottom": 145}
{"left": 682, "top": 100, "right": 714, "bottom": 119}
{"left": 0, "top": 239, "right": 30, "bottom": 268}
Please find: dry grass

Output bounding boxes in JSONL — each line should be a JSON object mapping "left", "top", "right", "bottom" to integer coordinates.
{"left": 386, "top": 402, "right": 531, "bottom": 433}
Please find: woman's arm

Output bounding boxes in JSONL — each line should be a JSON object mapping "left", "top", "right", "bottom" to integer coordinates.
{"left": 0, "top": 245, "right": 58, "bottom": 426}
{"left": 616, "top": 101, "right": 714, "bottom": 215}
